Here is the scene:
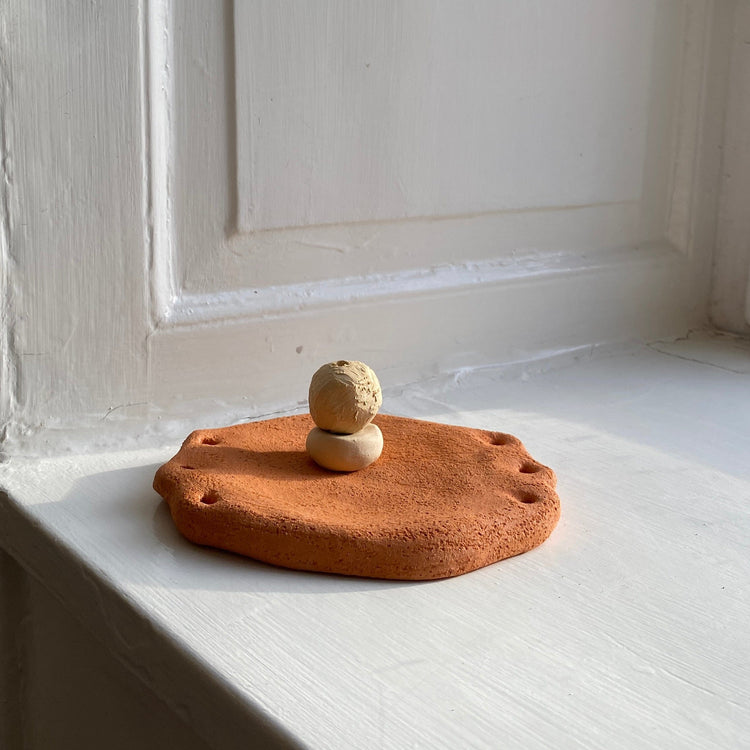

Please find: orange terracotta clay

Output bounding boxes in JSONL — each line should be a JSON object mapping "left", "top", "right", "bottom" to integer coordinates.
{"left": 153, "top": 414, "right": 560, "bottom": 580}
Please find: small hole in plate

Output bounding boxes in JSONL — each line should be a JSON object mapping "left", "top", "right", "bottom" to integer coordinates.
{"left": 200, "top": 491, "right": 221, "bottom": 505}
{"left": 517, "top": 491, "right": 540, "bottom": 504}
{"left": 489, "top": 433, "right": 511, "bottom": 446}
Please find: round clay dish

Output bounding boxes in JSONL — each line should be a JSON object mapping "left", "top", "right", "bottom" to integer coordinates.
{"left": 153, "top": 414, "right": 560, "bottom": 580}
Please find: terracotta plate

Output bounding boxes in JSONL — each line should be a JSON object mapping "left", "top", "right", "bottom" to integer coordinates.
{"left": 153, "top": 414, "right": 560, "bottom": 580}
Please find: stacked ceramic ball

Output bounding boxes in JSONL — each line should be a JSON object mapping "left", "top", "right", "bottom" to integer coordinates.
{"left": 306, "top": 360, "right": 383, "bottom": 471}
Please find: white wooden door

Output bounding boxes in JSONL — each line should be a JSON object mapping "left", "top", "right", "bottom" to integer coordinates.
{"left": 0, "top": 0, "right": 738, "bottom": 454}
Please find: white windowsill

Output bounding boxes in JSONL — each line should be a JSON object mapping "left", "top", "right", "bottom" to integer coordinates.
{"left": 1, "top": 331, "right": 749, "bottom": 749}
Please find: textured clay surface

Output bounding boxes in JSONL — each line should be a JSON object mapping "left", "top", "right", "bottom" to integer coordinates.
{"left": 153, "top": 414, "right": 560, "bottom": 580}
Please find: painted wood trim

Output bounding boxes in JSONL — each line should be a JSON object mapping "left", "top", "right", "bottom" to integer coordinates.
{"left": 151, "top": 0, "right": 715, "bottom": 331}
{"left": 145, "top": 0, "right": 177, "bottom": 326}
{"left": 0, "top": 11, "right": 18, "bottom": 433}
{"left": 167, "top": 241, "right": 679, "bottom": 328}
{"left": 1, "top": 1, "right": 151, "bottom": 445}
{"left": 145, "top": 244, "right": 702, "bottom": 434}
{"left": 710, "top": 0, "right": 750, "bottom": 333}
{"left": 665, "top": 0, "right": 714, "bottom": 255}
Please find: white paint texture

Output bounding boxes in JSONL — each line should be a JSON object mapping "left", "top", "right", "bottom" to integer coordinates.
{"left": 0, "top": 0, "right": 738, "bottom": 453}
{"left": 1, "top": 338, "right": 749, "bottom": 748}
{"left": 1, "top": 2, "right": 149, "bottom": 443}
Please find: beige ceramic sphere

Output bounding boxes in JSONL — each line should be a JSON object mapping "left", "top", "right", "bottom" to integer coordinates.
{"left": 308, "top": 360, "right": 382, "bottom": 434}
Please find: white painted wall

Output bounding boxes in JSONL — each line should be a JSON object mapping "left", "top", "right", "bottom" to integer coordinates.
{"left": 0, "top": 0, "right": 740, "bottom": 455}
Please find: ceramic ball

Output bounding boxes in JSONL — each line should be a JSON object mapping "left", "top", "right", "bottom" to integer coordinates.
{"left": 308, "top": 360, "right": 382, "bottom": 434}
